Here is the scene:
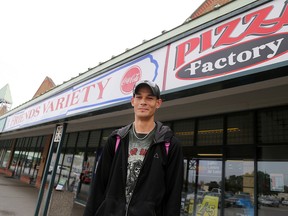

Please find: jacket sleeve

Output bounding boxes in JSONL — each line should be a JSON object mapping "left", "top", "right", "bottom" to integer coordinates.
{"left": 164, "top": 136, "right": 184, "bottom": 216}
{"left": 83, "top": 135, "right": 115, "bottom": 216}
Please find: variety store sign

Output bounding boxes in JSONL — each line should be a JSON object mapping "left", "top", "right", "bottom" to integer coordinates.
{"left": 4, "top": 53, "right": 167, "bottom": 131}
{"left": 3, "top": 0, "right": 288, "bottom": 132}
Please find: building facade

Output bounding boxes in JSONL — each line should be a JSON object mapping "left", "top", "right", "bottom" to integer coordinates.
{"left": 0, "top": 0, "right": 287, "bottom": 215}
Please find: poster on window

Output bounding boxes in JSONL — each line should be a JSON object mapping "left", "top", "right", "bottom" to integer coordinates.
{"left": 270, "top": 173, "right": 284, "bottom": 192}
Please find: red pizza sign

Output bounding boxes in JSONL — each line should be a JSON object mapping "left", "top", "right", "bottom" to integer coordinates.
{"left": 173, "top": 0, "right": 288, "bottom": 80}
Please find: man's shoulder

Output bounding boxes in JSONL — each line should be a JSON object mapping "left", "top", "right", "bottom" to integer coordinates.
{"left": 112, "top": 123, "right": 133, "bottom": 137}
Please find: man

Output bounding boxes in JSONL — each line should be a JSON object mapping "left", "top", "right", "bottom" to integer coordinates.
{"left": 84, "top": 80, "right": 184, "bottom": 216}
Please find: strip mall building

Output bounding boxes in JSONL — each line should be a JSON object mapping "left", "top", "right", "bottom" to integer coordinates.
{"left": 0, "top": 0, "right": 287, "bottom": 215}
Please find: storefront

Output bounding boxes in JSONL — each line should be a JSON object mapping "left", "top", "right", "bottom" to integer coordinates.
{"left": 0, "top": 0, "right": 287, "bottom": 215}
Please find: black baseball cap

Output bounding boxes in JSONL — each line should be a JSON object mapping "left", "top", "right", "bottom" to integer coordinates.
{"left": 133, "top": 80, "right": 161, "bottom": 99}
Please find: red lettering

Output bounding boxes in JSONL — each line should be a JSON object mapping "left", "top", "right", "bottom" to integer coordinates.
{"left": 55, "top": 97, "right": 65, "bottom": 110}
{"left": 70, "top": 89, "right": 81, "bottom": 106}
{"left": 65, "top": 94, "right": 71, "bottom": 107}
{"left": 174, "top": 37, "right": 200, "bottom": 70}
{"left": 25, "top": 106, "right": 40, "bottom": 119}
{"left": 175, "top": 0, "right": 288, "bottom": 70}
{"left": 97, "top": 78, "right": 111, "bottom": 99}
{"left": 43, "top": 101, "right": 54, "bottom": 113}
{"left": 200, "top": 29, "right": 213, "bottom": 52}
{"left": 244, "top": 5, "right": 288, "bottom": 35}
{"left": 214, "top": 18, "right": 242, "bottom": 46}
{"left": 82, "top": 84, "right": 96, "bottom": 102}
{"left": 9, "top": 113, "right": 25, "bottom": 126}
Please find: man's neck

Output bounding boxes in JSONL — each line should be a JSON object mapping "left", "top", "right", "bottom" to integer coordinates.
{"left": 133, "top": 120, "right": 155, "bottom": 133}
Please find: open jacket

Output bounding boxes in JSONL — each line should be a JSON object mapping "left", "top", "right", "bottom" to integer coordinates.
{"left": 84, "top": 121, "right": 184, "bottom": 216}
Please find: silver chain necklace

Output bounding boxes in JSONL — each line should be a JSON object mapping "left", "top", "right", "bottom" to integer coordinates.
{"left": 132, "top": 123, "right": 155, "bottom": 140}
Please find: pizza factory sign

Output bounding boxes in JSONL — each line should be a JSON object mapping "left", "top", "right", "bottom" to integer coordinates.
{"left": 168, "top": 0, "right": 288, "bottom": 85}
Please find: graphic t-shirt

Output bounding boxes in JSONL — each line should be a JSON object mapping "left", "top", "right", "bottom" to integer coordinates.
{"left": 125, "top": 125, "right": 155, "bottom": 204}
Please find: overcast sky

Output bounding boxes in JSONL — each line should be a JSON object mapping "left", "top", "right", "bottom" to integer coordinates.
{"left": 0, "top": 0, "right": 205, "bottom": 109}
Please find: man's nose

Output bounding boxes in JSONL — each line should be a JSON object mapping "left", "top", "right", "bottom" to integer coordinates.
{"left": 140, "top": 98, "right": 147, "bottom": 104}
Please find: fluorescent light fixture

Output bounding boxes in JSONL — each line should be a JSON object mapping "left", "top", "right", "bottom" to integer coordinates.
{"left": 197, "top": 153, "right": 223, "bottom": 157}
{"left": 175, "top": 127, "right": 240, "bottom": 136}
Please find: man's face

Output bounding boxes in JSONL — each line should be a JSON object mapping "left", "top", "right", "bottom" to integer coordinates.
{"left": 131, "top": 85, "right": 162, "bottom": 120}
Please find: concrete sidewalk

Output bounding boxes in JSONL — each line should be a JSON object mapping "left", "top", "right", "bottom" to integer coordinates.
{"left": 0, "top": 173, "right": 85, "bottom": 216}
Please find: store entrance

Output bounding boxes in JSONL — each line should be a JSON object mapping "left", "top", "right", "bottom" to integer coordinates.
{"left": 181, "top": 156, "right": 257, "bottom": 216}
{"left": 182, "top": 157, "right": 223, "bottom": 216}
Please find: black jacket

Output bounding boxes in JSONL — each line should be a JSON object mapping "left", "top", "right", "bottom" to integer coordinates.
{"left": 84, "top": 121, "right": 184, "bottom": 216}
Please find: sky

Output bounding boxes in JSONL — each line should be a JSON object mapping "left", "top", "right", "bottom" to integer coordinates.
{"left": 0, "top": 0, "right": 205, "bottom": 109}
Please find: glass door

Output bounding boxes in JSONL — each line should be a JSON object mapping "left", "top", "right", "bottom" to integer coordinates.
{"left": 182, "top": 158, "right": 222, "bottom": 216}
{"left": 224, "top": 160, "right": 255, "bottom": 216}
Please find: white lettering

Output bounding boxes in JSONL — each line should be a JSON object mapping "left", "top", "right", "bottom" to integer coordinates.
{"left": 184, "top": 38, "right": 283, "bottom": 75}
{"left": 266, "top": 38, "right": 284, "bottom": 58}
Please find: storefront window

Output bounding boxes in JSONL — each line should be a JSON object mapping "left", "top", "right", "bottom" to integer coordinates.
{"left": 225, "top": 160, "right": 255, "bottom": 216}
{"left": 71, "top": 131, "right": 88, "bottom": 193}
{"left": 61, "top": 132, "right": 77, "bottom": 190}
{"left": 182, "top": 159, "right": 222, "bottom": 216}
{"left": 258, "top": 145, "right": 288, "bottom": 216}
{"left": 182, "top": 159, "right": 197, "bottom": 215}
{"left": 19, "top": 138, "right": 31, "bottom": 176}
{"left": 0, "top": 140, "right": 12, "bottom": 168}
{"left": 22, "top": 137, "right": 36, "bottom": 176}
{"left": 30, "top": 136, "right": 44, "bottom": 182}
{"left": 227, "top": 112, "right": 254, "bottom": 145}
{"left": 174, "top": 119, "right": 195, "bottom": 146}
{"left": 9, "top": 138, "right": 24, "bottom": 173}
{"left": 197, "top": 117, "right": 223, "bottom": 146}
{"left": 2, "top": 150, "right": 11, "bottom": 168}
{"left": 49, "top": 133, "right": 69, "bottom": 185}
{"left": 258, "top": 107, "right": 288, "bottom": 144}
{"left": 77, "top": 130, "right": 101, "bottom": 202}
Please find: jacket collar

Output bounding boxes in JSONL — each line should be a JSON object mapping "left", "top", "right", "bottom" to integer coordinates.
{"left": 113, "top": 121, "right": 173, "bottom": 143}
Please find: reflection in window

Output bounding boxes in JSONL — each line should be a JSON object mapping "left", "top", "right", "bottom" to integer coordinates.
{"left": 197, "top": 160, "right": 222, "bottom": 215}
{"left": 258, "top": 161, "right": 288, "bottom": 216}
{"left": 225, "top": 160, "right": 254, "bottom": 216}
{"left": 71, "top": 131, "right": 88, "bottom": 193}
{"left": 181, "top": 159, "right": 222, "bottom": 215}
{"left": 62, "top": 133, "right": 78, "bottom": 190}
{"left": 9, "top": 138, "right": 23, "bottom": 172}
{"left": 0, "top": 140, "right": 12, "bottom": 168}
{"left": 77, "top": 130, "right": 101, "bottom": 202}
{"left": 50, "top": 133, "right": 69, "bottom": 185}
{"left": 1, "top": 150, "right": 11, "bottom": 168}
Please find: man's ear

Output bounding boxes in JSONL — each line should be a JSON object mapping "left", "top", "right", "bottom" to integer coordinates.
{"left": 131, "top": 97, "right": 134, "bottom": 107}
